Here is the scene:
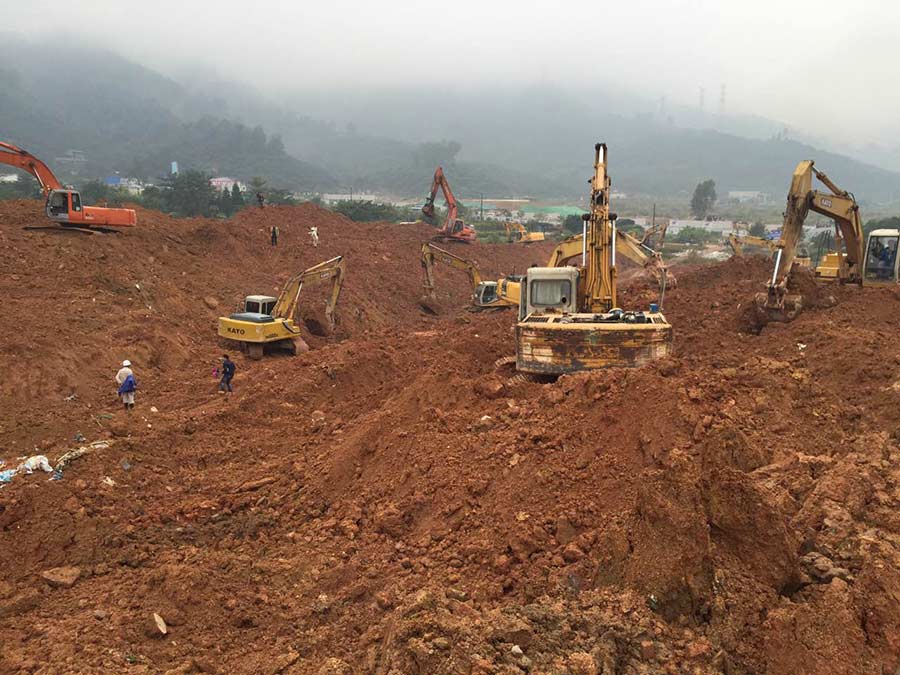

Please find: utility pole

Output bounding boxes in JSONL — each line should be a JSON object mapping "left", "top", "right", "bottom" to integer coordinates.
{"left": 480, "top": 192, "right": 484, "bottom": 222}
{"left": 651, "top": 203, "right": 656, "bottom": 231}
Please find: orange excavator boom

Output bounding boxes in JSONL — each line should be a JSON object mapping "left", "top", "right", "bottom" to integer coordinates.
{"left": 0, "top": 141, "right": 64, "bottom": 194}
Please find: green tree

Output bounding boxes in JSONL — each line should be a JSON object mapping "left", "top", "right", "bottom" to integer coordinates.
{"left": 231, "top": 183, "right": 245, "bottom": 211}
{"left": 163, "top": 170, "right": 215, "bottom": 217}
{"left": 141, "top": 185, "right": 165, "bottom": 212}
{"left": 690, "top": 179, "right": 717, "bottom": 218}
{"left": 749, "top": 222, "right": 767, "bottom": 237}
{"left": 563, "top": 214, "right": 584, "bottom": 235}
{"left": 78, "top": 180, "right": 112, "bottom": 205}
{"left": 217, "top": 187, "right": 233, "bottom": 217}
{"left": 674, "top": 225, "right": 716, "bottom": 245}
{"left": 334, "top": 200, "right": 405, "bottom": 222}
{"left": 249, "top": 176, "right": 267, "bottom": 196}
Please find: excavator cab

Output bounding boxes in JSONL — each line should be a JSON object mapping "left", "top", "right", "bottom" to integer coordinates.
{"left": 862, "top": 230, "right": 900, "bottom": 285}
{"left": 46, "top": 189, "right": 82, "bottom": 221}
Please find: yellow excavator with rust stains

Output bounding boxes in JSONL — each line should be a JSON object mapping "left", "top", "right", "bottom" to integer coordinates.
{"left": 419, "top": 242, "right": 521, "bottom": 312}
{"left": 515, "top": 143, "right": 673, "bottom": 374}
{"left": 218, "top": 256, "right": 345, "bottom": 359}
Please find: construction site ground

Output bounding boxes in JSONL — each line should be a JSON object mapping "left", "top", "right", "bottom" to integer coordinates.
{"left": 0, "top": 200, "right": 898, "bottom": 675}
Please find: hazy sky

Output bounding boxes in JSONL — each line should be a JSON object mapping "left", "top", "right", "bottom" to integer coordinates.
{"left": 5, "top": 0, "right": 900, "bottom": 144}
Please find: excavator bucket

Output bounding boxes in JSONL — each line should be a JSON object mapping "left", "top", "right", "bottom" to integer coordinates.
{"left": 752, "top": 291, "right": 803, "bottom": 325}
{"left": 418, "top": 296, "right": 440, "bottom": 314}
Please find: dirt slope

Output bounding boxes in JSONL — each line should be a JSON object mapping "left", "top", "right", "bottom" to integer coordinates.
{"left": 0, "top": 201, "right": 898, "bottom": 674}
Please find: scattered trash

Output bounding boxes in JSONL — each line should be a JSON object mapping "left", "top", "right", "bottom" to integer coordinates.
{"left": 120, "top": 458, "right": 132, "bottom": 471}
{"left": 73, "top": 433, "right": 86, "bottom": 442}
{"left": 54, "top": 441, "right": 111, "bottom": 472}
{"left": 64, "top": 393, "right": 78, "bottom": 402}
{"left": 797, "top": 343, "right": 807, "bottom": 351}
{"left": 0, "top": 469, "right": 17, "bottom": 483}
{"left": 19, "top": 455, "right": 53, "bottom": 474}
{"left": 150, "top": 406, "right": 159, "bottom": 413}
{"left": 49, "top": 470, "right": 63, "bottom": 481}
{"left": 101, "top": 476, "right": 116, "bottom": 487}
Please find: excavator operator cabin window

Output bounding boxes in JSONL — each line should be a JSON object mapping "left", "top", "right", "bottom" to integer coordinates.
{"left": 865, "top": 236, "right": 899, "bottom": 281}
{"left": 71, "top": 193, "right": 81, "bottom": 212}
{"left": 49, "top": 191, "right": 67, "bottom": 214}
{"left": 531, "top": 279, "right": 572, "bottom": 306}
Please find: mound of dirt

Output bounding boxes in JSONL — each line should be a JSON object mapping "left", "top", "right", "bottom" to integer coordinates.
{"left": 1, "top": 200, "right": 898, "bottom": 675}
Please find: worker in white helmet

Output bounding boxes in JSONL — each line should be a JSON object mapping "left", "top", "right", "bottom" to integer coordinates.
{"left": 116, "top": 359, "right": 137, "bottom": 410}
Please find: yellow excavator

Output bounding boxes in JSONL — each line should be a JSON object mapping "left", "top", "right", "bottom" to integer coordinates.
{"left": 504, "top": 222, "right": 546, "bottom": 244}
{"left": 757, "top": 161, "right": 864, "bottom": 321}
{"left": 515, "top": 143, "right": 672, "bottom": 374}
{"left": 419, "top": 242, "right": 520, "bottom": 311}
{"left": 548, "top": 228, "right": 676, "bottom": 290}
{"left": 218, "top": 256, "right": 345, "bottom": 359}
{"left": 728, "top": 233, "right": 811, "bottom": 267}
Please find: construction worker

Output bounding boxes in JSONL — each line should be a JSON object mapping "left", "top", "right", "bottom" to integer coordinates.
{"left": 219, "top": 354, "right": 236, "bottom": 394}
{"left": 309, "top": 226, "right": 319, "bottom": 248}
{"left": 270, "top": 225, "right": 279, "bottom": 247}
{"left": 116, "top": 360, "right": 137, "bottom": 410}
{"left": 256, "top": 192, "right": 265, "bottom": 209}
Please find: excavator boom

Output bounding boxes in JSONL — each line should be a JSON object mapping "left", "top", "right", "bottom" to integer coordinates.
{"left": 275, "top": 256, "right": 345, "bottom": 330}
{"left": 0, "top": 141, "right": 63, "bottom": 193}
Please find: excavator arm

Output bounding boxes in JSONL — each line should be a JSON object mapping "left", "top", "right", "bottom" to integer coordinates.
{"left": 420, "top": 242, "right": 483, "bottom": 299}
{"left": 422, "top": 167, "right": 457, "bottom": 225}
{"left": 274, "top": 256, "right": 345, "bottom": 330}
{"left": 547, "top": 230, "right": 675, "bottom": 290}
{"left": 0, "top": 141, "right": 63, "bottom": 194}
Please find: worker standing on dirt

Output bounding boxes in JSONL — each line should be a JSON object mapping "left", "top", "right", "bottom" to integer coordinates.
{"left": 116, "top": 360, "right": 137, "bottom": 410}
{"left": 218, "top": 354, "right": 236, "bottom": 394}
{"left": 270, "top": 225, "right": 279, "bottom": 247}
{"left": 309, "top": 226, "right": 319, "bottom": 248}
{"left": 257, "top": 192, "right": 265, "bottom": 209}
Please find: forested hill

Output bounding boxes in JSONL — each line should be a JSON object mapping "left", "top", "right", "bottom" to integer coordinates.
{"left": 2, "top": 36, "right": 898, "bottom": 202}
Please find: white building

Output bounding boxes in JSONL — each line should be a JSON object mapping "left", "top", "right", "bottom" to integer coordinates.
{"left": 210, "top": 177, "right": 244, "bottom": 193}
{"left": 728, "top": 190, "right": 769, "bottom": 204}
{"left": 668, "top": 219, "right": 736, "bottom": 237}
{"left": 0, "top": 173, "right": 19, "bottom": 184}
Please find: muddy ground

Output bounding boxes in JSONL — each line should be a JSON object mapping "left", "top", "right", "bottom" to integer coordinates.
{"left": 0, "top": 200, "right": 898, "bottom": 674}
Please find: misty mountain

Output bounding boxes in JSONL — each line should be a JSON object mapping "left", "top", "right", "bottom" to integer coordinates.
{"left": 285, "top": 85, "right": 900, "bottom": 203}
{"left": 1, "top": 36, "right": 898, "bottom": 203}
{"left": 0, "top": 38, "right": 336, "bottom": 190}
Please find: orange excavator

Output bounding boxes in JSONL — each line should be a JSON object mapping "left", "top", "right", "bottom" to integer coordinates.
{"left": 0, "top": 141, "right": 137, "bottom": 233}
{"left": 421, "top": 166, "right": 476, "bottom": 243}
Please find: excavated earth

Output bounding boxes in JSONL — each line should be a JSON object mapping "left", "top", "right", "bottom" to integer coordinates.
{"left": 0, "top": 199, "right": 898, "bottom": 675}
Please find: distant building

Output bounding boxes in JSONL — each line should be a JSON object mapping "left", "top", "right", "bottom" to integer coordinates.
{"left": 321, "top": 193, "right": 382, "bottom": 204}
{"left": 103, "top": 175, "right": 144, "bottom": 195}
{"left": 210, "top": 177, "right": 244, "bottom": 193}
{"left": 0, "top": 173, "right": 19, "bottom": 184}
{"left": 728, "top": 190, "right": 769, "bottom": 204}
{"left": 668, "top": 219, "right": 735, "bottom": 238}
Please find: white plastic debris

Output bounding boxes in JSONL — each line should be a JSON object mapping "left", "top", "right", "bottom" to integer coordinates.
{"left": 18, "top": 455, "right": 53, "bottom": 474}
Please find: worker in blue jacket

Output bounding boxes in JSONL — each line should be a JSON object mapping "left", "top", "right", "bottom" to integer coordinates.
{"left": 219, "top": 354, "right": 236, "bottom": 394}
